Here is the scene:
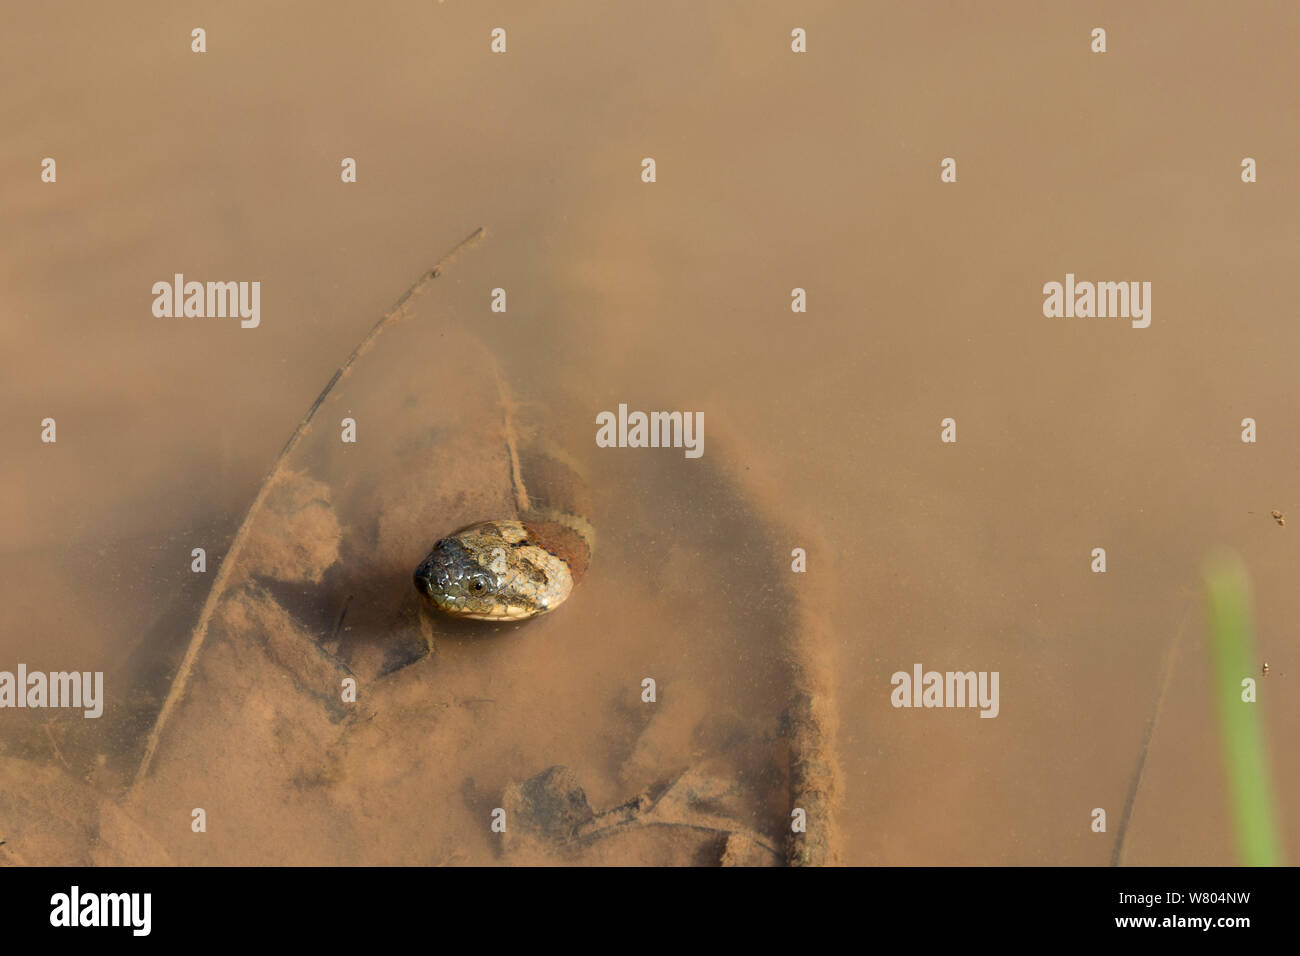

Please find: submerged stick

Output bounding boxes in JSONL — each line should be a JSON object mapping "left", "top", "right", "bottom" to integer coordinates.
{"left": 130, "top": 228, "right": 486, "bottom": 790}
{"left": 1111, "top": 593, "right": 1191, "bottom": 866}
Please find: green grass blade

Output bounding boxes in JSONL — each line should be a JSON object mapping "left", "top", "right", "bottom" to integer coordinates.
{"left": 1202, "top": 553, "right": 1284, "bottom": 866}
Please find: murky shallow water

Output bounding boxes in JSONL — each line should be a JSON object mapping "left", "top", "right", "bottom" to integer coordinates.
{"left": 2, "top": 1, "right": 1298, "bottom": 865}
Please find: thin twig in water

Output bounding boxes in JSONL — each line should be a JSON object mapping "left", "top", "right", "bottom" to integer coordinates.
{"left": 330, "top": 594, "right": 354, "bottom": 644}
{"left": 1111, "top": 593, "right": 1193, "bottom": 866}
{"left": 130, "top": 228, "right": 487, "bottom": 792}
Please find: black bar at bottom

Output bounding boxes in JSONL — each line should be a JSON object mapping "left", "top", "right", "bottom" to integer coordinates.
{"left": 0, "top": 865, "right": 1290, "bottom": 942}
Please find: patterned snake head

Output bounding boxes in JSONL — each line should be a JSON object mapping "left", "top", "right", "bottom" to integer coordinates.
{"left": 414, "top": 532, "right": 504, "bottom": 620}
{"left": 414, "top": 519, "right": 584, "bottom": 621}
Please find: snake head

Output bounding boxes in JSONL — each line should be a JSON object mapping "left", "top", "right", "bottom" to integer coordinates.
{"left": 414, "top": 535, "right": 502, "bottom": 618}
{"left": 414, "top": 519, "right": 574, "bottom": 621}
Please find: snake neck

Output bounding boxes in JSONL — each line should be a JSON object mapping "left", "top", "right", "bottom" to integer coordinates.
{"left": 512, "top": 444, "right": 595, "bottom": 583}
{"left": 495, "top": 371, "right": 594, "bottom": 583}
{"left": 520, "top": 507, "right": 594, "bottom": 584}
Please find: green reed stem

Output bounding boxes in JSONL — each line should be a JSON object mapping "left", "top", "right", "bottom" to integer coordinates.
{"left": 1202, "top": 553, "right": 1283, "bottom": 866}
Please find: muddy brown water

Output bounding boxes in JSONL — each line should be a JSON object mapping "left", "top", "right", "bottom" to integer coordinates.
{"left": 2, "top": 2, "right": 1298, "bottom": 864}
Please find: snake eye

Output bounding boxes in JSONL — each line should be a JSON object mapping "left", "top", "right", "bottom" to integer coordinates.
{"left": 472, "top": 581, "right": 484, "bottom": 591}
